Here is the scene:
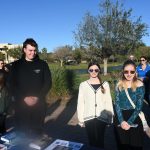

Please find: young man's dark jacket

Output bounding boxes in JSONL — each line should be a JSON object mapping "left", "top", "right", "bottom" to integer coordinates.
{"left": 8, "top": 55, "right": 52, "bottom": 103}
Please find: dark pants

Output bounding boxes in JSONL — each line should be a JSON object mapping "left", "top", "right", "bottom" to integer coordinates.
{"left": 0, "top": 114, "right": 6, "bottom": 134}
{"left": 114, "top": 128, "right": 143, "bottom": 150}
{"left": 15, "top": 100, "right": 46, "bottom": 137}
{"left": 84, "top": 118, "right": 107, "bottom": 149}
{"left": 114, "top": 109, "right": 144, "bottom": 150}
{"left": 115, "top": 144, "right": 142, "bottom": 150}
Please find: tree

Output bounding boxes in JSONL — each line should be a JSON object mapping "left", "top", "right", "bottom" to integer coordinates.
{"left": 46, "top": 52, "right": 55, "bottom": 63}
{"left": 0, "top": 52, "right": 5, "bottom": 60}
{"left": 74, "top": 0, "right": 148, "bottom": 75}
{"left": 54, "top": 45, "right": 73, "bottom": 67}
{"left": 73, "top": 48, "right": 82, "bottom": 64}
{"left": 40, "top": 47, "right": 48, "bottom": 61}
{"left": 3, "top": 46, "right": 9, "bottom": 63}
{"left": 134, "top": 46, "right": 150, "bottom": 60}
{"left": 7, "top": 46, "right": 22, "bottom": 60}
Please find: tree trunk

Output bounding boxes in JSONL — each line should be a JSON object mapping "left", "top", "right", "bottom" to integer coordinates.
{"left": 103, "top": 58, "right": 108, "bottom": 75}
{"left": 60, "top": 60, "right": 63, "bottom": 67}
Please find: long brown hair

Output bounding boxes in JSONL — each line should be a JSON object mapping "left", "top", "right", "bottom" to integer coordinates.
{"left": 88, "top": 61, "right": 105, "bottom": 93}
{"left": 117, "top": 60, "right": 138, "bottom": 91}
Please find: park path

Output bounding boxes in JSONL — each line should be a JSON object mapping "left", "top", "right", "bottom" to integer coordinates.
{"left": 44, "top": 96, "right": 150, "bottom": 150}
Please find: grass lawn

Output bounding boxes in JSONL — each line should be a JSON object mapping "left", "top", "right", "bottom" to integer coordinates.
{"left": 47, "top": 62, "right": 120, "bottom": 103}
{"left": 48, "top": 62, "right": 121, "bottom": 70}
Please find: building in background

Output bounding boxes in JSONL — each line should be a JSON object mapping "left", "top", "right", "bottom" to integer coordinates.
{"left": 0, "top": 43, "right": 22, "bottom": 63}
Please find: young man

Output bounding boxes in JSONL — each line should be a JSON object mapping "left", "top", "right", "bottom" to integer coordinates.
{"left": 8, "top": 38, "right": 52, "bottom": 137}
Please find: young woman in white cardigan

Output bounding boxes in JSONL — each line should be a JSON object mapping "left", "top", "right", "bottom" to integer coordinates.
{"left": 77, "top": 61, "right": 114, "bottom": 149}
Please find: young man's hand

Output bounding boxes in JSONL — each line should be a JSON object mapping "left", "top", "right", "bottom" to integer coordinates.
{"left": 24, "top": 96, "right": 39, "bottom": 106}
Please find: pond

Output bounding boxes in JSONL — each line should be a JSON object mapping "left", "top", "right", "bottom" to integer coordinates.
{"left": 74, "top": 65, "right": 122, "bottom": 74}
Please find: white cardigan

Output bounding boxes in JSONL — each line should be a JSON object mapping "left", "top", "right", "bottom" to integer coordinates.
{"left": 77, "top": 80, "right": 114, "bottom": 125}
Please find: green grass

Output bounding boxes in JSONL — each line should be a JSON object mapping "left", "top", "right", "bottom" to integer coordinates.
{"left": 47, "top": 62, "right": 121, "bottom": 104}
{"left": 48, "top": 63, "right": 87, "bottom": 70}
{"left": 48, "top": 62, "right": 121, "bottom": 70}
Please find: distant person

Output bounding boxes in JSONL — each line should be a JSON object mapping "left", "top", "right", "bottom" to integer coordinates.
{"left": 114, "top": 60, "right": 144, "bottom": 150}
{"left": 0, "top": 72, "right": 10, "bottom": 134}
{"left": 77, "top": 61, "right": 114, "bottom": 149}
{"left": 129, "top": 55, "right": 135, "bottom": 61}
{"left": 0, "top": 59, "right": 5, "bottom": 71}
{"left": 0, "top": 59, "right": 7, "bottom": 74}
{"left": 8, "top": 38, "right": 52, "bottom": 137}
{"left": 136, "top": 56, "right": 150, "bottom": 104}
{"left": 136, "top": 56, "right": 150, "bottom": 81}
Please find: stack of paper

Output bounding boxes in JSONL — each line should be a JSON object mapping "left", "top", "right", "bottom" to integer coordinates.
{"left": 44, "top": 139, "right": 83, "bottom": 150}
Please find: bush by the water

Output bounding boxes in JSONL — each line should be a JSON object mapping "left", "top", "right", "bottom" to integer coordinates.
{"left": 46, "top": 68, "right": 79, "bottom": 104}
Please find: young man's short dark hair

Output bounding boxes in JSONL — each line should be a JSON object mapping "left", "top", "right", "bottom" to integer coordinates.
{"left": 23, "top": 38, "right": 38, "bottom": 50}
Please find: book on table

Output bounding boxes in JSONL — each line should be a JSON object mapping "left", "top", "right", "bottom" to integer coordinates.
{"left": 44, "top": 139, "right": 83, "bottom": 150}
{"left": 0, "top": 131, "right": 17, "bottom": 143}
{"left": 0, "top": 131, "right": 30, "bottom": 149}
{"left": 29, "top": 135, "right": 53, "bottom": 150}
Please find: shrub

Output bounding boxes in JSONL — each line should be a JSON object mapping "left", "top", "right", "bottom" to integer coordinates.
{"left": 46, "top": 68, "right": 78, "bottom": 104}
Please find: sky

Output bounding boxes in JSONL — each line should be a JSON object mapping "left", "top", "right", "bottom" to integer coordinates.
{"left": 0, "top": 0, "right": 150, "bottom": 52}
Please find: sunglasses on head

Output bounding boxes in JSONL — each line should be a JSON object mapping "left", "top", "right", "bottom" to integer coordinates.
{"left": 88, "top": 69, "right": 100, "bottom": 73}
{"left": 123, "top": 70, "right": 135, "bottom": 74}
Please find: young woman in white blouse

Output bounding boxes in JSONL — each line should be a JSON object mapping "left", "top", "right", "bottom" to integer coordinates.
{"left": 77, "top": 61, "right": 114, "bottom": 149}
